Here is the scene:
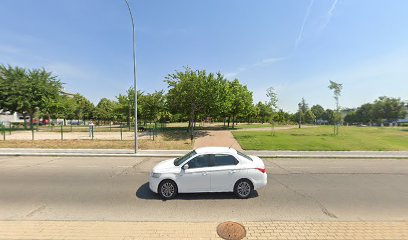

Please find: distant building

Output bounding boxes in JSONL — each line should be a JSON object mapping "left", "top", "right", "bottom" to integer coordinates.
{"left": 61, "top": 90, "right": 76, "bottom": 98}
{"left": 316, "top": 119, "right": 329, "bottom": 125}
{"left": 0, "top": 109, "right": 26, "bottom": 125}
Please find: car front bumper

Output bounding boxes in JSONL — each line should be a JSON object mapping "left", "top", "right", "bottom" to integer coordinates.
{"left": 149, "top": 175, "right": 161, "bottom": 193}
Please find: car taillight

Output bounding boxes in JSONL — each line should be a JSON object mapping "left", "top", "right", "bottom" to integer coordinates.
{"left": 256, "top": 168, "right": 266, "bottom": 173}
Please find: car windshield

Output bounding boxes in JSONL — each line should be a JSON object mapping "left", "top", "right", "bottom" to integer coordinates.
{"left": 174, "top": 150, "right": 197, "bottom": 166}
{"left": 237, "top": 151, "right": 252, "bottom": 161}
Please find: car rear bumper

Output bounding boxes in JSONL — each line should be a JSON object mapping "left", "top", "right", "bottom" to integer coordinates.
{"left": 253, "top": 173, "right": 267, "bottom": 190}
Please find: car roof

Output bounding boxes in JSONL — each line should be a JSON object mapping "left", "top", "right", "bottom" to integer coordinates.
{"left": 195, "top": 147, "right": 237, "bottom": 155}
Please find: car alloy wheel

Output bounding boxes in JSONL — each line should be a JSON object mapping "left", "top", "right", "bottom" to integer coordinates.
{"left": 235, "top": 180, "right": 252, "bottom": 199}
{"left": 159, "top": 180, "right": 177, "bottom": 199}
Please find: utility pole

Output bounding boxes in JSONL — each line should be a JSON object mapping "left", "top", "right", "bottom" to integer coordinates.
{"left": 123, "top": 0, "right": 138, "bottom": 153}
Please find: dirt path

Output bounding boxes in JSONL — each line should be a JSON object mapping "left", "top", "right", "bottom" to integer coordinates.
{"left": 0, "top": 131, "right": 149, "bottom": 140}
{"left": 193, "top": 130, "right": 243, "bottom": 150}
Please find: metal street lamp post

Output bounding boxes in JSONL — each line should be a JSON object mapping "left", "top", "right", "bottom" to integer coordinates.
{"left": 123, "top": 0, "right": 138, "bottom": 153}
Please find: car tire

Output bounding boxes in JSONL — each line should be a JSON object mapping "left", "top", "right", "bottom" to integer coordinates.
{"left": 234, "top": 179, "right": 253, "bottom": 199}
{"left": 158, "top": 180, "right": 178, "bottom": 200}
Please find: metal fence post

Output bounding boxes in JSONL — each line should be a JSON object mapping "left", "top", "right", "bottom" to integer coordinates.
{"left": 120, "top": 124, "right": 123, "bottom": 141}
{"left": 61, "top": 125, "right": 63, "bottom": 140}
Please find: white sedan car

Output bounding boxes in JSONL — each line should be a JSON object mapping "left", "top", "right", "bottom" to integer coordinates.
{"left": 149, "top": 147, "right": 267, "bottom": 199}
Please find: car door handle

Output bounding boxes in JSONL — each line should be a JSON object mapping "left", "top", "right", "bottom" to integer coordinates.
{"left": 229, "top": 170, "right": 237, "bottom": 174}
{"left": 202, "top": 172, "right": 208, "bottom": 176}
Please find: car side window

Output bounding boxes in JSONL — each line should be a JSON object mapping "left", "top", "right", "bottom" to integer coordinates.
{"left": 213, "top": 154, "right": 239, "bottom": 166}
{"left": 187, "top": 154, "right": 211, "bottom": 169}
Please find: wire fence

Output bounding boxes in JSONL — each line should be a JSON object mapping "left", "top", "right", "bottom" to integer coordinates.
{"left": 0, "top": 122, "right": 166, "bottom": 141}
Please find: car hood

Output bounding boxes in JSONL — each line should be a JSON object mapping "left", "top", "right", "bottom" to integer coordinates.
{"left": 152, "top": 158, "right": 180, "bottom": 174}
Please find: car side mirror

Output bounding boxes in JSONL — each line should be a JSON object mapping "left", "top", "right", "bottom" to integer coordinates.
{"left": 183, "top": 164, "right": 189, "bottom": 170}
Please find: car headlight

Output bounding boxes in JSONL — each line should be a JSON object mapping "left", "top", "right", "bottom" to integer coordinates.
{"left": 151, "top": 172, "right": 161, "bottom": 178}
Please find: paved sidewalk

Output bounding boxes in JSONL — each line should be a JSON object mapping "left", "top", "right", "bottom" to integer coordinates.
{"left": 1, "top": 148, "right": 408, "bottom": 158}
{"left": 0, "top": 221, "right": 407, "bottom": 240}
{"left": 193, "top": 130, "right": 243, "bottom": 150}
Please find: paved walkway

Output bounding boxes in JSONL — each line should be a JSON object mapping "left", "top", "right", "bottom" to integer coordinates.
{"left": 0, "top": 221, "right": 406, "bottom": 240}
{"left": 193, "top": 130, "right": 243, "bottom": 150}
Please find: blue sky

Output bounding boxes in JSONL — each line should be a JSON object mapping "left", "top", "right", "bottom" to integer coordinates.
{"left": 1, "top": 0, "right": 407, "bottom": 112}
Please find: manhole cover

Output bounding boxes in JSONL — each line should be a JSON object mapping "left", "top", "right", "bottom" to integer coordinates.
{"left": 217, "top": 221, "right": 246, "bottom": 240}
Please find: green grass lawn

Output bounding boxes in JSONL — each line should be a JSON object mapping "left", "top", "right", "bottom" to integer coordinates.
{"left": 232, "top": 126, "right": 408, "bottom": 151}
{"left": 232, "top": 123, "right": 288, "bottom": 129}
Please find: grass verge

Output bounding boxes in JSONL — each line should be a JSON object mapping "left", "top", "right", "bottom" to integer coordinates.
{"left": 232, "top": 126, "right": 408, "bottom": 151}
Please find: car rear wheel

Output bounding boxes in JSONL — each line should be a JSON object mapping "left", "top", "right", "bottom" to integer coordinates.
{"left": 234, "top": 179, "right": 253, "bottom": 199}
{"left": 158, "top": 180, "right": 178, "bottom": 200}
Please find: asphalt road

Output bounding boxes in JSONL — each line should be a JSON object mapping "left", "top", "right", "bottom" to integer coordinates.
{"left": 0, "top": 156, "right": 407, "bottom": 222}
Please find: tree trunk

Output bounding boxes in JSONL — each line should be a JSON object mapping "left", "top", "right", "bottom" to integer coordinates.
{"left": 189, "top": 116, "right": 194, "bottom": 142}
{"left": 232, "top": 115, "right": 235, "bottom": 129}
{"left": 227, "top": 117, "right": 230, "bottom": 128}
{"left": 23, "top": 112, "right": 27, "bottom": 129}
{"left": 29, "top": 113, "right": 34, "bottom": 129}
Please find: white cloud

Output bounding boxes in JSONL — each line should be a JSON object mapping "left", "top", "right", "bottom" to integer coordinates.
{"left": 295, "top": 0, "right": 315, "bottom": 48}
{"left": 320, "top": 0, "right": 339, "bottom": 31}
{"left": 225, "top": 57, "right": 286, "bottom": 79}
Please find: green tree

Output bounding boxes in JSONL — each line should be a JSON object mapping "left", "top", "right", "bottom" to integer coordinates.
{"left": 297, "top": 98, "right": 308, "bottom": 128}
{"left": 116, "top": 88, "right": 143, "bottom": 128}
{"left": 273, "top": 109, "right": 291, "bottom": 124}
{"left": 328, "top": 80, "right": 343, "bottom": 135}
{"left": 142, "top": 90, "right": 166, "bottom": 123}
{"left": 256, "top": 101, "right": 272, "bottom": 124}
{"left": 311, "top": 104, "right": 325, "bottom": 120}
{"left": 165, "top": 68, "right": 242, "bottom": 132}
{"left": 266, "top": 87, "right": 278, "bottom": 135}
{"left": 94, "top": 98, "right": 117, "bottom": 123}
{"left": 228, "top": 79, "right": 253, "bottom": 128}
{"left": 73, "top": 94, "right": 94, "bottom": 124}
{"left": 304, "top": 110, "right": 316, "bottom": 124}
{"left": 165, "top": 68, "right": 206, "bottom": 133}
{"left": 324, "top": 109, "right": 335, "bottom": 124}
{"left": 344, "top": 111, "right": 357, "bottom": 124}
{"left": 372, "top": 96, "right": 406, "bottom": 124}
{"left": 0, "top": 65, "right": 62, "bottom": 129}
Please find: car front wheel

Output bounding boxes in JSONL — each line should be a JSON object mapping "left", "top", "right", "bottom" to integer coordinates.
{"left": 158, "top": 180, "right": 178, "bottom": 200}
{"left": 234, "top": 179, "right": 253, "bottom": 199}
